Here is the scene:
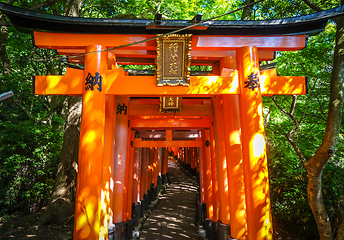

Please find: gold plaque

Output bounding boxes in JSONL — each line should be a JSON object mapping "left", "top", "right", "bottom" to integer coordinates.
{"left": 156, "top": 34, "right": 192, "bottom": 86}
{"left": 159, "top": 97, "right": 182, "bottom": 113}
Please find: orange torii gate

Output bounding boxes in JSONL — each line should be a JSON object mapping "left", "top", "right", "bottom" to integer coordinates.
{"left": 1, "top": 3, "right": 343, "bottom": 240}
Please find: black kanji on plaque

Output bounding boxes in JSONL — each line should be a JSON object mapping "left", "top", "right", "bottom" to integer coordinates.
{"left": 130, "top": 141, "right": 134, "bottom": 147}
{"left": 244, "top": 72, "right": 260, "bottom": 91}
{"left": 85, "top": 72, "right": 102, "bottom": 92}
{"left": 116, "top": 103, "right": 127, "bottom": 115}
{"left": 135, "top": 130, "right": 140, "bottom": 139}
{"left": 205, "top": 140, "right": 210, "bottom": 147}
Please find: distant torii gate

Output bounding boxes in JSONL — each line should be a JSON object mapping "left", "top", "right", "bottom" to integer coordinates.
{"left": 1, "top": 3, "right": 343, "bottom": 240}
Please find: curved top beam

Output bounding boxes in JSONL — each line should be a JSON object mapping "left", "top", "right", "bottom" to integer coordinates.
{"left": 0, "top": 3, "right": 343, "bottom": 36}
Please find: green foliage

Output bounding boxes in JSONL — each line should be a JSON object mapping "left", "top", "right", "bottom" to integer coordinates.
{"left": 0, "top": 26, "right": 64, "bottom": 214}
{"left": 0, "top": 116, "right": 63, "bottom": 213}
{"left": 265, "top": 22, "right": 344, "bottom": 238}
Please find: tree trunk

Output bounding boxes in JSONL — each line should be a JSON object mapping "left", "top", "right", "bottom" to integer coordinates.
{"left": 306, "top": 165, "right": 333, "bottom": 240}
{"left": 38, "top": 97, "right": 81, "bottom": 225}
{"left": 305, "top": 13, "right": 344, "bottom": 240}
{"left": 338, "top": 212, "right": 344, "bottom": 240}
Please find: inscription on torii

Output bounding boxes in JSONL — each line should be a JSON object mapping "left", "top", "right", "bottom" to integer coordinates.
{"left": 156, "top": 34, "right": 192, "bottom": 86}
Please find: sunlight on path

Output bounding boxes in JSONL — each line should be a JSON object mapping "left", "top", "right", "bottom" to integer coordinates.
{"left": 140, "top": 158, "right": 201, "bottom": 240}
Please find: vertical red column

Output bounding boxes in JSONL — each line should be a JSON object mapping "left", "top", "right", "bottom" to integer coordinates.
{"left": 113, "top": 96, "right": 130, "bottom": 224}
{"left": 223, "top": 95, "right": 247, "bottom": 239}
{"left": 199, "top": 146, "right": 205, "bottom": 203}
{"left": 132, "top": 148, "right": 141, "bottom": 203}
{"left": 162, "top": 148, "right": 168, "bottom": 175}
{"left": 202, "top": 129, "right": 213, "bottom": 220}
{"left": 146, "top": 149, "right": 152, "bottom": 192}
{"left": 140, "top": 148, "right": 147, "bottom": 201}
{"left": 157, "top": 148, "right": 162, "bottom": 182}
{"left": 153, "top": 148, "right": 158, "bottom": 186}
{"left": 184, "top": 147, "right": 188, "bottom": 165}
{"left": 237, "top": 46, "right": 273, "bottom": 240}
{"left": 210, "top": 122, "right": 219, "bottom": 221}
{"left": 212, "top": 95, "right": 230, "bottom": 225}
{"left": 74, "top": 45, "right": 107, "bottom": 240}
{"left": 126, "top": 130, "right": 135, "bottom": 219}
{"left": 148, "top": 148, "right": 154, "bottom": 186}
{"left": 100, "top": 95, "right": 117, "bottom": 238}
{"left": 162, "top": 148, "right": 168, "bottom": 184}
{"left": 192, "top": 148, "right": 196, "bottom": 170}
{"left": 220, "top": 56, "right": 248, "bottom": 239}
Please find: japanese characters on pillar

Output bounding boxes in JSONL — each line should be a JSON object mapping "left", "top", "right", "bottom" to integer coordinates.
{"left": 74, "top": 45, "right": 108, "bottom": 240}
{"left": 113, "top": 96, "right": 130, "bottom": 224}
{"left": 237, "top": 46, "right": 273, "bottom": 240}
{"left": 156, "top": 34, "right": 192, "bottom": 86}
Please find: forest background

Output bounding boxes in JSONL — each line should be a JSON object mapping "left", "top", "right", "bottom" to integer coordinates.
{"left": 0, "top": 0, "right": 343, "bottom": 240}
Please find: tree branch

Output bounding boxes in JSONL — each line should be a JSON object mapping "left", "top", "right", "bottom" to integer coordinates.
{"left": 0, "top": 22, "right": 12, "bottom": 27}
{"left": 286, "top": 133, "right": 308, "bottom": 168}
{"left": 271, "top": 95, "right": 308, "bottom": 167}
{"left": 302, "top": 0, "right": 323, "bottom": 12}
{"left": 271, "top": 96, "right": 289, "bottom": 115}
{"left": 15, "top": 101, "right": 36, "bottom": 121}
{"left": 35, "top": 95, "right": 50, "bottom": 112}
{"left": 29, "top": 0, "right": 61, "bottom": 11}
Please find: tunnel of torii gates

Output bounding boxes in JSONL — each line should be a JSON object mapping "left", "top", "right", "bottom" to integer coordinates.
{"left": 1, "top": 3, "right": 344, "bottom": 240}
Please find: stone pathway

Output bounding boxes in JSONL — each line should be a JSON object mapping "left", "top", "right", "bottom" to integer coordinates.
{"left": 140, "top": 158, "right": 202, "bottom": 240}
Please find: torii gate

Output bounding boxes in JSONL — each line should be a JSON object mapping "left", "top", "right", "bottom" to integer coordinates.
{"left": 1, "top": 3, "right": 343, "bottom": 240}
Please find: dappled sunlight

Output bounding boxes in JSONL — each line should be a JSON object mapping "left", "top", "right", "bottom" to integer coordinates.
{"left": 75, "top": 188, "right": 99, "bottom": 239}
{"left": 140, "top": 159, "right": 200, "bottom": 239}
{"left": 260, "top": 68, "right": 306, "bottom": 95}
{"left": 35, "top": 68, "right": 84, "bottom": 95}
{"left": 251, "top": 133, "right": 266, "bottom": 158}
{"left": 187, "top": 71, "right": 239, "bottom": 95}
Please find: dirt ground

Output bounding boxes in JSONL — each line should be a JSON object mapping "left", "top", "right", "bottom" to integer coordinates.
{"left": 0, "top": 216, "right": 73, "bottom": 240}
{"left": 0, "top": 220, "right": 307, "bottom": 240}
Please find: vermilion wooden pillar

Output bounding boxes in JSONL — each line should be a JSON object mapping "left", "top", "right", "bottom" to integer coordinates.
{"left": 140, "top": 148, "right": 148, "bottom": 200}
{"left": 190, "top": 147, "right": 195, "bottom": 169}
{"left": 113, "top": 96, "right": 130, "bottom": 224}
{"left": 156, "top": 147, "right": 160, "bottom": 185}
{"left": 199, "top": 146, "right": 205, "bottom": 203}
{"left": 157, "top": 148, "right": 162, "bottom": 182}
{"left": 100, "top": 95, "right": 117, "bottom": 239}
{"left": 202, "top": 129, "right": 213, "bottom": 220}
{"left": 221, "top": 56, "right": 248, "bottom": 239}
{"left": 74, "top": 45, "right": 107, "bottom": 240}
{"left": 148, "top": 148, "right": 154, "bottom": 186}
{"left": 132, "top": 148, "right": 141, "bottom": 203}
{"left": 223, "top": 95, "right": 247, "bottom": 239}
{"left": 152, "top": 147, "right": 158, "bottom": 186}
{"left": 212, "top": 95, "right": 230, "bottom": 225}
{"left": 184, "top": 147, "right": 188, "bottom": 165}
{"left": 210, "top": 119, "right": 219, "bottom": 221}
{"left": 237, "top": 46, "right": 273, "bottom": 240}
{"left": 126, "top": 130, "right": 135, "bottom": 219}
{"left": 162, "top": 148, "right": 168, "bottom": 175}
{"left": 180, "top": 148, "right": 185, "bottom": 163}
{"left": 147, "top": 148, "right": 152, "bottom": 191}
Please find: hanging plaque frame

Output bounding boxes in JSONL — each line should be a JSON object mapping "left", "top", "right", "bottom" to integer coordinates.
{"left": 156, "top": 34, "right": 192, "bottom": 86}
